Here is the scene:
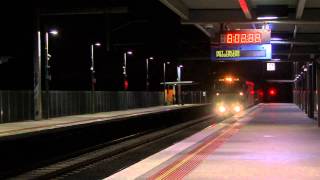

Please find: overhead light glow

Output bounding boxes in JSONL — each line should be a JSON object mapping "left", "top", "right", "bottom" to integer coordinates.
{"left": 257, "top": 16, "right": 279, "bottom": 20}
{"left": 218, "top": 106, "right": 226, "bottom": 113}
{"left": 267, "top": 62, "right": 276, "bottom": 71}
{"left": 225, "top": 77, "right": 233, "bottom": 82}
{"left": 269, "top": 88, "right": 277, "bottom": 96}
{"left": 234, "top": 106, "right": 241, "bottom": 112}
{"left": 262, "top": 24, "right": 270, "bottom": 30}
{"left": 49, "top": 30, "right": 58, "bottom": 36}
{"left": 271, "top": 37, "right": 283, "bottom": 41}
{"left": 95, "top": 42, "right": 101, "bottom": 47}
{"left": 127, "top": 51, "right": 133, "bottom": 55}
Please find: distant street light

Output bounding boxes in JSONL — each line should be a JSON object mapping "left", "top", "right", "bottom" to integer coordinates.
{"left": 123, "top": 51, "right": 133, "bottom": 90}
{"left": 90, "top": 42, "right": 101, "bottom": 91}
{"left": 146, "top": 57, "right": 154, "bottom": 91}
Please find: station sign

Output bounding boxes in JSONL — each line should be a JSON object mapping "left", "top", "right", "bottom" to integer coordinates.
{"left": 211, "top": 44, "right": 272, "bottom": 61}
{"left": 220, "top": 29, "right": 271, "bottom": 45}
{"left": 267, "top": 62, "right": 276, "bottom": 71}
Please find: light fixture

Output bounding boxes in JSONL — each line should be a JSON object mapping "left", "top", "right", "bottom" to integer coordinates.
{"left": 267, "top": 62, "right": 276, "bottom": 71}
{"left": 127, "top": 51, "right": 133, "bottom": 55}
{"left": 225, "top": 77, "right": 233, "bottom": 82}
{"left": 149, "top": 57, "right": 154, "bottom": 60}
{"left": 262, "top": 24, "right": 270, "bottom": 30}
{"left": 95, "top": 42, "right": 101, "bottom": 47}
{"left": 49, "top": 30, "right": 58, "bottom": 36}
{"left": 256, "top": 5, "right": 288, "bottom": 21}
{"left": 257, "top": 16, "right": 279, "bottom": 20}
{"left": 218, "top": 106, "right": 226, "bottom": 113}
{"left": 234, "top": 106, "right": 241, "bottom": 112}
{"left": 271, "top": 38, "right": 283, "bottom": 41}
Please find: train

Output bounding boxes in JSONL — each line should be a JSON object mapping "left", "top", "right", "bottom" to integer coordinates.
{"left": 212, "top": 76, "right": 255, "bottom": 116}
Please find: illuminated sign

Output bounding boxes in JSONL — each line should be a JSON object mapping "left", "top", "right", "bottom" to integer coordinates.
{"left": 220, "top": 29, "right": 271, "bottom": 44}
{"left": 211, "top": 44, "right": 272, "bottom": 61}
{"left": 216, "top": 50, "right": 240, "bottom": 58}
{"left": 267, "top": 62, "right": 276, "bottom": 71}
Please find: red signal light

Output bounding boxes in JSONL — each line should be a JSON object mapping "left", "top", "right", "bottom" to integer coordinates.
{"left": 124, "top": 80, "right": 129, "bottom": 90}
{"left": 258, "top": 89, "right": 264, "bottom": 97}
{"left": 268, "top": 88, "right": 277, "bottom": 96}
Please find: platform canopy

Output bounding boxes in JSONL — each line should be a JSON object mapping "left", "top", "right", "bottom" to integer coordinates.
{"left": 159, "top": 0, "right": 320, "bottom": 62}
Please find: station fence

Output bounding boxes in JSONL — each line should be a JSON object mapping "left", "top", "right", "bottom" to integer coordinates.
{"left": 0, "top": 90, "right": 207, "bottom": 123}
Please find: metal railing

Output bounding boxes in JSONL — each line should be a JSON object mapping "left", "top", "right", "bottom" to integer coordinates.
{"left": 181, "top": 91, "right": 208, "bottom": 104}
{"left": 0, "top": 91, "right": 33, "bottom": 123}
{"left": 44, "top": 91, "right": 165, "bottom": 118}
{"left": 0, "top": 90, "right": 207, "bottom": 123}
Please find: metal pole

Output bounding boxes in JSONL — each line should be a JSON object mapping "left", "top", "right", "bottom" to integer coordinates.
{"left": 123, "top": 52, "right": 127, "bottom": 90}
{"left": 308, "top": 62, "right": 314, "bottom": 118}
{"left": 91, "top": 44, "right": 95, "bottom": 91}
{"left": 124, "top": 53, "right": 127, "bottom": 77}
{"left": 177, "top": 66, "right": 182, "bottom": 105}
{"left": 305, "top": 66, "right": 308, "bottom": 114}
{"left": 146, "top": 58, "right": 149, "bottom": 91}
{"left": 316, "top": 62, "right": 320, "bottom": 126}
{"left": 45, "top": 32, "right": 50, "bottom": 118}
{"left": 90, "top": 44, "right": 95, "bottom": 113}
{"left": 163, "top": 62, "right": 166, "bottom": 104}
{"left": 33, "top": 12, "right": 42, "bottom": 120}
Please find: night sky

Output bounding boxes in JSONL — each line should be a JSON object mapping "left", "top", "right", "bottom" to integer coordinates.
{"left": 0, "top": 0, "right": 293, "bottom": 101}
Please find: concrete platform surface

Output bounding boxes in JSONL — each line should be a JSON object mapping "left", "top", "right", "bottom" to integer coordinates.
{"left": 0, "top": 104, "right": 200, "bottom": 139}
{"left": 107, "top": 103, "right": 320, "bottom": 179}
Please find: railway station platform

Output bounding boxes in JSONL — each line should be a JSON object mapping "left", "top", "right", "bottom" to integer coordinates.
{"left": 108, "top": 103, "right": 320, "bottom": 179}
{"left": 0, "top": 104, "right": 200, "bottom": 140}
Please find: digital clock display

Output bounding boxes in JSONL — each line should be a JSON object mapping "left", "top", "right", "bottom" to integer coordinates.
{"left": 225, "top": 33, "right": 261, "bottom": 44}
{"left": 220, "top": 29, "right": 271, "bottom": 45}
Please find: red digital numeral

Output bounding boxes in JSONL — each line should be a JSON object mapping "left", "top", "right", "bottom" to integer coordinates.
{"left": 225, "top": 32, "right": 262, "bottom": 44}
{"left": 241, "top": 34, "right": 246, "bottom": 43}
{"left": 255, "top": 33, "right": 261, "bottom": 43}
{"left": 227, "top": 34, "right": 233, "bottom": 43}
{"left": 234, "top": 34, "right": 240, "bottom": 43}
{"left": 248, "top": 34, "right": 254, "bottom": 43}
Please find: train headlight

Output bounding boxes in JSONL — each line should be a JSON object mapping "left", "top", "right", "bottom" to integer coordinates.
{"left": 218, "top": 106, "right": 226, "bottom": 113}
{"left": 234, "top": 106, "right": 241, "bottom": 112}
